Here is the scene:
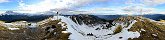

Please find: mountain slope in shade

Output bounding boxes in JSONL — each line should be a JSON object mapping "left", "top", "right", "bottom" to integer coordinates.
{"left": 143, "top": 14, "right": 165, "bottom": 21}
{"left": 0, "top": 15, "right": 54, "bottom": 22}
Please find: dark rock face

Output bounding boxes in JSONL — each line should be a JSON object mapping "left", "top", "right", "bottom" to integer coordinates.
{"left": 69, "top": 15, "right": 102, "bottom": 25}
{"left": 95, "top": 15, "right": 122, "bottom": 20}
{"left": 69, "top": 14, "right": 114, "bottom": 29}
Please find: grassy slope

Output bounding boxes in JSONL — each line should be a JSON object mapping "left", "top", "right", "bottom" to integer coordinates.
{"left": 127, "top": 17, "right": 165, "bottom": 40}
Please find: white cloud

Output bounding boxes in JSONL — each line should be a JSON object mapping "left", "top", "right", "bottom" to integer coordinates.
{"left": 123, "top": 0, "right": 165, "bottom": 15}
{"left": 0, "top": 11, "right": 5, "bottom": 14}
{"left": 65, "top": 0, "right": 164, "bottom": 15}
{"left": 125, "top": 0, "right": 135, "bottom": 5}
{"left": 69, "top": 5, "right": 159, "bottom": 15}
{"left": 67, "top": 8, "right": 117, "bottom": 15}
{"left": 16, "top": 0, "right": 165, "bottom": 15}
{"left": 159, "top": 11, "right": 165, "bottom": 14}
{"left": 90, "top": 8, "right": 115, "bottom": 11}
{"left": 121, "top": 5, "right": 157, "bottom": 15}
{"left": 18, "top": 0, "right": 25, "bottom": 8}
{"left": 141, "top": 0, "right": 165, "bottom": 6}
{"left": 18, "top": 0, "right": 107, "bottom": 13}
{"left": 0, "top": 0, "right": 9, "bottom": 3}
{"left": 126, "top": 0, "right": 165, "bottom": 6}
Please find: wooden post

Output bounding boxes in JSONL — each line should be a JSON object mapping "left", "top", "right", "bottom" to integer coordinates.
{"left": 140, "top": 9, "right": 143, "bottom": 16}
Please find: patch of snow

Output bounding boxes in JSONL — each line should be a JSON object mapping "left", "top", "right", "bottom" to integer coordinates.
{"left": 48, "top": 28, "right": 54, "bottom": 32}
{"left": 108, "top": 20, "right": 140, "bottom": 40}
{"left": 58, "top": 22, "right": 67, "bottom": 28}
{"left": 28, "top": 23, "right": 37, "bottom": 28}
{"left": 107, "top": 31, "right": 140, "bottom": 40}
{"left": 126, "top": 20, "right": 137, "bottom": 29}
{"left": 62, "top": 31, "right": 69, "bottom": 33}
{"left": 54, "top": 32, "right": 56, "bottom": 35}
{"left": 152, "top": 34, "right": 157, "bottom": 36}
{"left": 8, "top": 28, "right": 20, "bottom": 30}
{"left": 141, "top": 29, "right": 146, "bottom": 31}
{"left": 4, "top": 23, "right": 13, "bottom": 27}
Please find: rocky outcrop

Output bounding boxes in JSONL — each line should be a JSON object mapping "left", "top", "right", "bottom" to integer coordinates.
{"left": 0, "top": 18, "right": 70, "bottom": 40}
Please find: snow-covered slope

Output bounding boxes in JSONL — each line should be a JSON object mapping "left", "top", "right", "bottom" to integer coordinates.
{"left": 51, "top": 16, "right": 140, "bottom": 40}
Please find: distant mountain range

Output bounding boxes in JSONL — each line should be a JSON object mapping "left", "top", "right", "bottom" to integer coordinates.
{"left": 0, "top": 11, "right": 56, "bottom": 16}
{"left": 94, "top": 14, "right": 165, "bottom": 21}
{"left": 0, "top": 11, "right": 55, "bottom": 22}
{"left": 143, "top": 14, "right": 165, "bottom": 21}
{"left": 0, "top": 11, "right": 164, "bottom": 22}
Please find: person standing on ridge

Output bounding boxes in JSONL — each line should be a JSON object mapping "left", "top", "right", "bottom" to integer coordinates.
{"left": 57, "top": 12, "right": 59, "bottom": 20}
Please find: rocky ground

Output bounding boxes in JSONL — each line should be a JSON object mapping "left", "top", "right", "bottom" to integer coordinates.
{"left": 0, "top": 18, "right": 70, "bottom": 40}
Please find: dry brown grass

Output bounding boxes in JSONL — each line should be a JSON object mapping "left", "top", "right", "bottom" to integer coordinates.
{"left": 160, "top": 20, "right": 165, "bottom": 22}
{"left": 113, "top": 25, "right": 122, "bottom": 34}
{"left": 0, "top": 26, "right": 7, "bottom": 30}
{"left": 129, "top": 19, "right": 165, "bottom": 40}
{"left": 0, "top": 17, "right": 70, "bottom": 40}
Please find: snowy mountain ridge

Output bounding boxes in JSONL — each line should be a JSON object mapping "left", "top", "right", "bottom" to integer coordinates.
{"left": 51, "top": 15, "right": 141, "bottom": 40}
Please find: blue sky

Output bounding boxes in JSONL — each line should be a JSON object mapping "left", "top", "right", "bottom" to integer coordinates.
{"left": 0, "top": 0, "right": 41, "bottom": 10}
{"left": 0, "top": 0, "right": 164, "bottom": 14}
